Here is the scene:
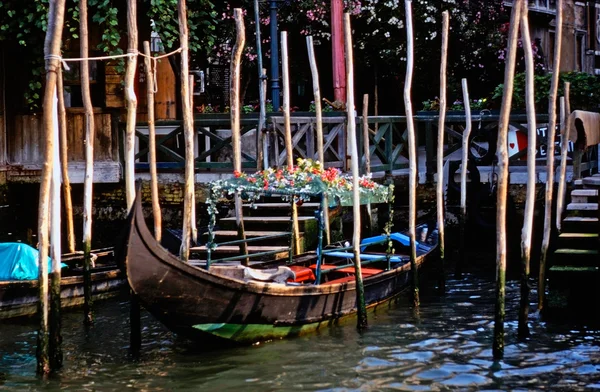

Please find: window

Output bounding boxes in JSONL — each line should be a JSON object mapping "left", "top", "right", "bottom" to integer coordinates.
{"left": 576, "top": 32, "right": 586, "bottom": 71}
{"left": 548, "top": 31, "right": 556, "bottom": 70}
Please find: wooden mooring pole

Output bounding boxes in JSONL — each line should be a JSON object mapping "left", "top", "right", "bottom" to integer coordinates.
{"left": 231, "top": 9, "right": 249, "bottom": 264}
{"left": 539, "top": 0, "right": 563, "bottom": 312}
{"left": 126, "top": 0, "right": 141, "bottom": 355}
{"left": 49, "top": 86, "right": 63, "bottom": 370}
{"left": 80, "top": 0, "right": 95, "bottom": 326}
{"left": 189, "top": 74, "right": 198, "bottom": 245}
{"left": 281, "top": 31, "right": 301, "bottom": 254}
{"left": 362, "top": 94, "right": 372, "bottom": 236}
{"left": 458, "top": 78, "right": 472, "bottom": 276}
{"left": 56, "top": 68, "right": 75, "bottom": 254}
{"left": 436, "top": 10, "right": 449, "bottom": 294}
{"left": 144, "top": 41, "right": 162, "bottom": 242}
{"left": 557, "top": 82, "right": 571, "bottom": 232}
{"left": 307, "top": 35, "right": 330, "bottom": 244}
{"left": 178, "top": 0, "right": 194, "bottom": 262}
{"left": 404, "top": 0, "right": 420, "bottom": 308}
{"left": 38, "top": 0, "right": 66, "bottom": 375}
{"left": 518, "top": 4, "right": 536, "bottom": 339}
{"left": 494, "top": 0, "right": 522, "bottom": 360}
{"left": 344, "top": 13, "right": 367, "bottom": 330}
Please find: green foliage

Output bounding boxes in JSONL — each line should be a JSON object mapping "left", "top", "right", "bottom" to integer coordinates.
{"left": 309, "top": 101, "right": 334, "bottom": 112}
{"left": 492, "top": 72, "right": 600, "bottom": 111}
{"left": 149, "top": 0, "right": 218, "bottom": 62}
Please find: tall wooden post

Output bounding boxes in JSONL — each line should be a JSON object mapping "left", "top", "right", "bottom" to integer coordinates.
{"left": 436, "top": 10, "right": 449, "bottom": 294}
{"left": 49, "top": 86, "right": 63, "bottom": 370}
{"left": 80, "top": 0, "right": 95, "bottom": 326}
{"left": 518, "top": 3, "right": 536, "bottom": 339}
{"left": 344, "top": 13, "right": 367, "bottom": 330}
{"left": 458, "top": 78, "right": 472, "bottom": 275}
{"left": 404, "top": 0, "right": 420, "bottom": 308}
{"left": 494, "top": 0, "right": 523, "bottom": 360}
{"left": 307, "top": 35, "right": 330, "bottom": 244}
{"left": 331, "top": 0, "right": 346, "bottom": 103}
{"left": 231, "top": 9, "right": 249, "bottom": 264}
{"left": 362, "top": 94, "right": 372, "bottom": 235}
{"left": 124, "top": 0, "right": 138, "bottom": 210}
{"left": 557, "top": 82, "right": 571, "bottom": 232}
{"left": 539, "top": 0, "right": 563, "bottom": 311}
{"left": 189, "top": 75, "right": 197, "bottom": 245}
{"left": 178, "top": 0, "right": 195, "bottom": 262}
{"left": 126, "top": 0, "right": 141, "bottom": 356}
{"left": 144, "top": 41, "right": 162, "bottom": 242}
{"left": 281, "top": 31, "right": 301, "bottom": 253}
{"left": 38, "top": 0, "right": 67, "bottom": 375}
{"left": 56, "top": 68, "right": 75, "bottom": 254}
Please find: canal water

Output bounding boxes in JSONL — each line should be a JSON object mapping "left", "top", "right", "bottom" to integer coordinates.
{"left": 1, "top": 269, "right": 599, "bottom": 391}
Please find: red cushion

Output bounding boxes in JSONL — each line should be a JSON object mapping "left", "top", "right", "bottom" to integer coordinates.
{"left": 288, "top": 266, "right": 316, "bottom": 283}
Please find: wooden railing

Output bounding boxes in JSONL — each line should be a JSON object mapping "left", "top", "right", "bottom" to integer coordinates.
{"left": 130, "top": 112, "right": 599, "bottom": 183}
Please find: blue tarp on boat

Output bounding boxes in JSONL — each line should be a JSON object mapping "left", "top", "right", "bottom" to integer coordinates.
{"left": 0, "top": 242, "right": 55, "bottom": 281}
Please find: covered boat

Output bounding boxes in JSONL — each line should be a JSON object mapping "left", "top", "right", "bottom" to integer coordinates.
{"left": 0, "top": 243, "right": 125, "bottom": 319}
{"left": 122, "top": 161, "right": 438, "bottom": 343}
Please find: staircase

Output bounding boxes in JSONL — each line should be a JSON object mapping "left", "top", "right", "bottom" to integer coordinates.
{"left": 191, "top": 198, "right": 320, "bottom": 263}
{"left": 549, "top": 175, "right": 600, "bottom": 309}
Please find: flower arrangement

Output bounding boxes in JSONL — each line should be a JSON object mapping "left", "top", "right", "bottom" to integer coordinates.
{"left": 205, "top": 159, "right": 394, "bottom": 249}
{"left": 207, "top": 159, "right": 393, "bottom": 219}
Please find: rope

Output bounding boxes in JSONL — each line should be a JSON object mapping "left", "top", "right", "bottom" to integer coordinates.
{"left": 138, "top": 48, "right": 182, "bottom": 94}
{"left": 46, "top": 47, "right": 183, "bottom": 94}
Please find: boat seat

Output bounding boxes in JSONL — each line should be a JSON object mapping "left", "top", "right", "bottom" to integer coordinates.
{"left": 288, "top": 266, "right": 315, "bottom": 283}
{"left": 309, "top": 264, "right": 383, "bottom": 277}
{"left": 322, "top": 276, "right": 356, "bottom": 285}
{"left": 323, "top": 251, "right": 404, "bottom": 263}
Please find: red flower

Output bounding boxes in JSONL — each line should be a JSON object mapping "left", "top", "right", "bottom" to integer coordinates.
{"left": 234, "top": 170, "right": 242, "bottom": 178}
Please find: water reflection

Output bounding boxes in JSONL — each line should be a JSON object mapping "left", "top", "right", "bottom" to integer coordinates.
{"left": 1, "top": 273, "right": 599, "bottom": 391}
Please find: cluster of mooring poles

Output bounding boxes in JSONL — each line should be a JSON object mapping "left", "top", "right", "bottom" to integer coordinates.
{"left": 492, "top": 0, "right": 565, "bottom": 360}
{"left": 35, "top": 0, "right": 571, "bottom": 374}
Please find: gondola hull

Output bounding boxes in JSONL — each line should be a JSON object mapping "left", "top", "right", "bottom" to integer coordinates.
{"left": 124, "top": 195, "right": 438, "bottom": 344}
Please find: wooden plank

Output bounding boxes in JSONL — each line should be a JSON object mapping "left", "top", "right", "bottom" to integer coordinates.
{"left": 571, "top": 189, "right": 598, "bottom": 197}
{"left": 563, "top": 216, "right": 598, "bottom": 223}
{"left": 566, "top": 203, "right": 598, "bottom": 211}
{"left": 94, "top": 113, "right": 112, "bottom": 161}
{"left": 105, "top": 94, "right": 124, "bottom": 108}
{"left": 558, "top": 233, "right": 598, "bottom": 239}
{"left": 155, "top": 58, "right": 176, "bottom": 120}
{"left": 554, "top": 248, "right": 599, "bottom": 255}
{"left": 582, "top": 177, "right": 600, "bottom": 186}
{"left": 549, "top": 265, "right": 598, "bottom": 272}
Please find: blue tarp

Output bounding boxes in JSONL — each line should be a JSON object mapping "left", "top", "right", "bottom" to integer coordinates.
{"left": 0, "top": 242, "right": 56, "bottom": 281}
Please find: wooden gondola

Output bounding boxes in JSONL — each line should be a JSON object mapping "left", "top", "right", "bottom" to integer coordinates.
{"left": 123, "top": 166, "right": 438, "bottom": 344}
{"left": 0, "top": 247, "right": 125, "bottom": 319}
